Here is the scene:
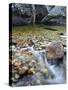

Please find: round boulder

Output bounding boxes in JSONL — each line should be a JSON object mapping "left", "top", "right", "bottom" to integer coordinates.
{"left": 46, "top": 42, "right": 64, "bottom": 59}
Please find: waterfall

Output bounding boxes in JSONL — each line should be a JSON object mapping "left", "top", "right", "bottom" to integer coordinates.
{"left": 27, "top": 46, "right": 66, "bottom": 84}
{"left": 44, "top": 50, "right": 66, "bottom": 84}
{"left": 44, "top": 51, "right": 57, "bottom": 78}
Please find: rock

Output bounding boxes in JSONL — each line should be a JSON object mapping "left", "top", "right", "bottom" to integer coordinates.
{"left": 10, "top": 45, "right": 17, "bottom": 52}
{"left": 16, "top": 46, "right": 21, "bottom": 50}
{"left": 12, "top": 4, "right": 48, "bottom": 25}
{"left": 46, "top": 42, "right": 64, "bottom": 59}
{"left": 12, "top": 16, "right": 31, "bottom": 25}
{"left": 29, "top": 60, "right": 36, "bottom": 65}
{"left": 49, "top": 18, "right": 66, "bottom": 25}
{"left": 40, "top": 68, "right": 48, "bottom": 74}
{"left": 17, "top": 55, "right": 24, "bottom": 60}
{"left": 12, "top": 77, "right": 16, "bottom": 82}
{"left": 28, "top": 67, "right": 36, "bottom": 75}
{"left": 36, "top": 79, "right": 41, "bottom": 84}
{"left": 20, "top": 48, "right": 28, "bottom": 52}
{"left": 15, "top": 74, "right": 20, "bottom": 79}
{"left": 18, "top": 66, "right": 28, "bottom": 75}
{"left": 40, "top": 45, "right": 47, "bottom": 49}
{"left": 35, "top": 5, "right": 48, "bottom": 23}
{"left": 39, "top": 41, "right": 49, "bottom": 49}
{"left": 15, "top": 52, "right": 21, "bottom": 57}
{"left": 12, "top": 59, "right": 22, "bottom": 66}
{"left": 63, "top": 44, "right": 66, "bottom": 48}
{"left": 9, "top": 38, "right": 17, "bottom": 46}
{"left": 10, "top": 45, "right": 16, "bottom": 49}
{"left": 26, "top": 51, "right": 32, "bottom": 56}
{"left": 16, "top": 39, "right": 26, "bottom": 47}
{"left": 27, "top": 38, "right": 35, "bottom": 46}
{"left": 28, "top": 60, "right": 37, "bottom": 69}
{"left": 58, "top": 32, "right": 64, "bottom": 35}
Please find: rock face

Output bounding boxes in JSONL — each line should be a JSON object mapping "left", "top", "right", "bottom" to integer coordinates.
{"left": 35, "top": 5, "right": 48, "bottom": 23}
{"left": 12, "top": 16, "right": 32, "bottom": 25}
{"left": 12, "top": 3, "right": 48, "bottom": 25}
{"left": 47, "top": 6, "right": 65, "bottom": 16}
{"left": 11, "top": 3, "right": 66, "bottom": 25}
{"left": 46, "top": 42, "right": 64, "bottom": 59}
{"left": 41, "top": 6, "right": 66, "bottom": 25}
{"left": 49, "top": 18, "right": 66, "bottom": 25}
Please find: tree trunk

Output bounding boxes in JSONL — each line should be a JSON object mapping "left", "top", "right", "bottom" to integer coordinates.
{"left": 32, "top": 4, "right": 36, "bottom": 26}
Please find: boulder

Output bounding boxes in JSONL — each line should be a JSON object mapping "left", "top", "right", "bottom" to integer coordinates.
{"left": 46, "top": 42, "right": 64, "bottom": 59}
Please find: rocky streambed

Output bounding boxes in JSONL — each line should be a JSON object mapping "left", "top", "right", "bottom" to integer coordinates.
{"left": 9, "top": 34, "right": 66, "bottom": 86}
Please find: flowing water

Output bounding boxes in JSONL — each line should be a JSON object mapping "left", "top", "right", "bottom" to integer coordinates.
{"left": 14, "top": 47, "right": 66, "bottom": 86}
{"left": 11, "top": 25, "right": 66, "bottom": 86}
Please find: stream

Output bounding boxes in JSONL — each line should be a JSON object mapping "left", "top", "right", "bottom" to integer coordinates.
{"left": 11, "top": 45, "right": 66, "bottom": 86}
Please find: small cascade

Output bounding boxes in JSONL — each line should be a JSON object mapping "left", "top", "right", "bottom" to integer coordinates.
{"left": 44, "top": 50, "right": 66, "bottom": 84}
{"left": 27, "top": 46, "right": 66, "bottom": 84}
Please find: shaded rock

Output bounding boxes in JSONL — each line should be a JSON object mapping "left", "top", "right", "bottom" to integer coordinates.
{"left": 15, "top": 75, "right": 37, "bottom": 86}
{"left": 12, "top": 4, "right": 48, "bottom": 25}
{"left": 35, "top": 5, "right": 48, "bottom": 22}
{"left": 12, "top": 16, "right": 31, "bottom": 25}
{"left": 49, "top": 18, "right": 66, "bottom": 25}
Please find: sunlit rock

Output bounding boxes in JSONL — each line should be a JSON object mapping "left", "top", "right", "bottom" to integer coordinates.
{"left": 46, "top": 42, "right": 64, "bottom": 59}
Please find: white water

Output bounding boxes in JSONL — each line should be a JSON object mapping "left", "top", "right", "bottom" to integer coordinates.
{"left": 27, "top": 46, "right": 46, "bottom": 67}
{"left": 44, "top": 49, "right": 66, "bottom": 84}
{"left": 13, "top": 45, "right": 65, "bottom": 84}
{"left": 45, "top": 65, "right": 66, "bottom": 84}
